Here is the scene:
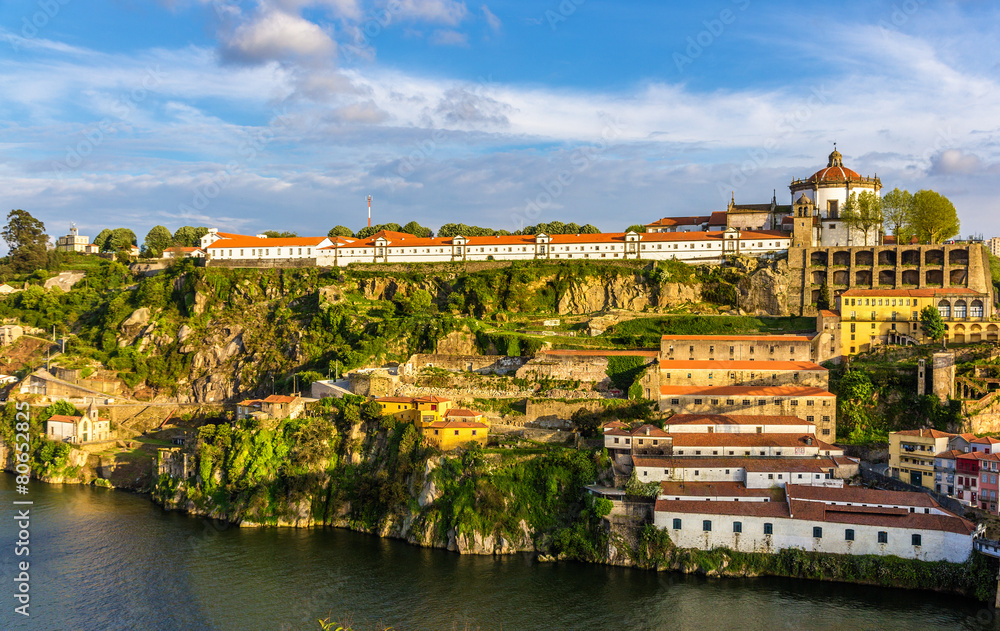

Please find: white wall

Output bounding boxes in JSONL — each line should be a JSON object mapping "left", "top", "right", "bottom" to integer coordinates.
{"left": 663, "top": 422, "right": 815, "bottom": 434}
{"left": 654, "top": 509, "right": 971, "bottom": 562}
{"left": 634, "top": 462, "right": 843, "bottom": 488}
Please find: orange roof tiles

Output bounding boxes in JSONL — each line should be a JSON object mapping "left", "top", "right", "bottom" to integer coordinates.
{"left": 632, "top": 455, "right": 846, "bottom": 473}
{"left": 708, "top": 211, "right": 728, "bottom": 226}
{"left": 658, "top": 481, "right": 775, "bottom": 498}
{"left": 666, "top": 433, "right": 836, "bottom": 450}
{"left": 660, "top": 385, "right": 834, "bottom": 397}
{"left": 894, "top": 429, "right": 954, "bottom": 439}
{"left": 655, "top": 499, "right": 790, "bottom": 518}
{"left": 934, "top": 449, "right": 965, "bottom": 459}
{"left": 785, "top": 484, "right": 939, "bottom": 507}
{"left": 444, "top": 408, "right": 481, "bottom": 418}
{"left": 263, "top": 395, "right": 298, "bottom": 404}
{"left": 47, "top": 414, "right": 81, "bottom": 423}
{"left": 425, "top": 420, "right": 489, "bottom": 429}
{"left": 659, "top": 360, "right": 825, "bottom": 371}
{"left": 645, "top": 216, "right": 710, "bottom": 228}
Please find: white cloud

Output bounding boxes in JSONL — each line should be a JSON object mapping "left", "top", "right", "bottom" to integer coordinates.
{"left": 481, "top": 5, "right": 501, "bottom": 33}
{"left": 428, "top": 29, "right": 469, "bottom": 47}
{"left": 220, "top": 8, "right": 336, "bottom": 64}
{"left": 930, "top": 149, "right": 982, "bottom": 175}
{"left": 395, "top": 0, "right": 469, "bottom": 25}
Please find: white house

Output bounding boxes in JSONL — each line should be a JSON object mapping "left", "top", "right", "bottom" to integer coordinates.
{"left": 662, "top": 414, "right": 816, "bottom": 435}
{"left": 205, "top": 236, "right": 333, "bottom": 261}
{"left": 632, "top": 455, "right": 856, "bottom": 488}
{"left": 654, "top": 484, "right": 974, "bottom": 563}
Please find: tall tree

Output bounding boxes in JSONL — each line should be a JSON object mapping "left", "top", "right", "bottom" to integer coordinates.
{"left": 626, "top": 224, "right": 646, "bottom": 233}
{"left": 143, "top": 225, "right": 173, "bottom": 257}
{"left": 881, "top": 188, "right": 913, "bottom": 241}
{"left": 841, "top": 191, "right": 883, "bottom": 245}
{"left": 327, "top": 225, "right": 355, "bottom": 239}
{"left": 910, "top": 190, "right": 960, "bottom": 244}
{"left": 261, "top": 230, "right": 298, "bottom": 238}
{"left": 2, "top": 209, "right": 49, "bottom": 273}
{"left": 93, "top": 228, "right": 113, "bottom": 251}
{"left": 99, "top": 228, "right": 136, "bottom": 252}
{"left": 920, "top": 305, "right": 947, "bottom": 344}
{"left": 401, "top": 221, "right": 432, "bottom": 238}
{"left": 172, "top": 226, "right": 209, "bottom": 247}
{"left": 356, "top": 223, "right": 401, "bottom": 239}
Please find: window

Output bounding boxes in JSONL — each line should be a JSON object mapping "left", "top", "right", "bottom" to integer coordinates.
{"left": 877, "top": 531, "right": 888, "bottom": 544}
{"left": 703, "top": 520, "right": 712, "bottom": 532}
{"left": 764, "top": 522, "right": 773, "bottom": 535}
{"left": 768, "top": 474, "right": 774, "bottom": 480}
{"left": 733, "top": 521, "right": 742, "bottom": 533}
{"left": 673, "top": 518, "right": 682, "bottom": 529}
{"left": 813, "top": 527, "right": 823, "bottom": 538}
{"left": 912, "top": 534, "right": 922, "bottom": 546}
{"left": 845, "top": 529, "right": 855, "bottom": 541}
{"left": 671, "top": 398, "right": 679, "bottom": 405}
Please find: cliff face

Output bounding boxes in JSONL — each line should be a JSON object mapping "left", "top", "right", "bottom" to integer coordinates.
{"left": 737, "top": 258, "right": 791, "bottom": 316}
{"left": 556, "top": 275, "right": 700, "bottom": 314}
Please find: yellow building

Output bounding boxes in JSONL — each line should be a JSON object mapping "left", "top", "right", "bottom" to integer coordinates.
{"left": 837, "top": 288, "right": 994, "bottom": 356}
{"left": 375, "top": 396, "right": 489, "bottom": 449}
{"left": 888, "top": 428, "right": 954, "bottom": 489}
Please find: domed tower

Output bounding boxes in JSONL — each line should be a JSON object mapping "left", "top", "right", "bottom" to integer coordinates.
{"left": 792, "top": 194, "right": 816, "bottom": 248}
{"left": 789, "top": 148, "right": 882, "bottom": 246}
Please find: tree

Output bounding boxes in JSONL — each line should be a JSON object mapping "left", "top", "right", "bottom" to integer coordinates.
{"left": 910, "top": 190, "right": 959, "bottom": 244}
{"left": 626, "top": 224, "right": 646, "bottom": 233}
{"left": 401, "top": 221, "right": 432, "bottom": 238}
{"left": 143, "top": 225, "right": 173, "bottom": 257}
{"left": 261, "top": 230, "right": 297, "bottom": 238}
{"left": 327, "top": 225, "right": 355, "bottom": 239}
{"left": 841, "top": 191, "right": 883, "bottom": 245}
{"left": 920, "top": 305, "right": 947, "bottom": 344}
{"left": 881, "top": 188, "right": 913, "bottom": 241}
{"left": 817, "top": 280, "right": 831, "bottom": 311}
{"left": 99, "top": 228, "right": 136, "bottom": 252}
{"left": 437, "top": 223, "right": 508, "bottom": 238}
{"left": 93, "top": 228, "right": 113, "bottom": 251}
{"left": 1, "top": 209, "right": 48, "bottom": 273}
{"left": 407, "top": 289, "right": 433, "bottom": 314}
{"left": 172, "top": 226, "right": 209, "bottom": 247}
{"left": 356, "top": 223, "right": 401, "bottom": 239}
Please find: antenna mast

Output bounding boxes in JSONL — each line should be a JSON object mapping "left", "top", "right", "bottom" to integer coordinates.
{"left": 367, "top": 195, "right": 372, "bottom": 228}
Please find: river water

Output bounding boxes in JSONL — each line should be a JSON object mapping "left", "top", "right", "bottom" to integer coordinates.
{"left": 1, "top": 473, "right": 998, "bottom": 631}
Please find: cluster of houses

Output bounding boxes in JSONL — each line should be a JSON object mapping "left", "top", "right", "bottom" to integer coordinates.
{"left": 889, "top": 428, "right": 1000, "bottom": 514}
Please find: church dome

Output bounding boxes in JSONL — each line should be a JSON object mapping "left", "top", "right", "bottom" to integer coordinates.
{"left": 807, "top": 149, "right": 863, "bottom": 183}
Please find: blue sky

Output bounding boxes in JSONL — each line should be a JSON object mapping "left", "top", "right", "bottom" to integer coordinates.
{"left": 1, "top": 0, "right": 999, "bottom": 245}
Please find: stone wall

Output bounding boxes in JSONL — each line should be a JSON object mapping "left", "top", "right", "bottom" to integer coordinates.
{"left": 400, "top": 354, "right": 526, "bottom": 380}
{"left": 787, "top": 243, "right": 995, "bottom": 316}
{"left": 348, "top": 370, "right": 399, "bottom": 397}
{"left": 205, "top": 258, "right": 318, "bottom": 269}
{"left": 524, "top": 399, "right": 608, "bottom": 423}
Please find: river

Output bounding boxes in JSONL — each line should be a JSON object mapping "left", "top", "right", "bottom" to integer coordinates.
{"left": 1, "top": 473, "right": 998, "bottom": 631}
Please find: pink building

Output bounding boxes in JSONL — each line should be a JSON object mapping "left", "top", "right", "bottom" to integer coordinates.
{"left": 978, "top": 453, "right": 1000, "bottom": 514}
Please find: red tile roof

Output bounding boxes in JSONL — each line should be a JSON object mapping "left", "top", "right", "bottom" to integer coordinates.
{"left": 632, "top": 455, "right": 847, "bottom": 473}
{"left": 841, "top": 288, "right": 986, "bottom": 298}
{"left": 660, "top": 385, "right": 835, "bottom": 397}
{"left": 655, "top": 499, "right": 790, "bottom": 518}
{"left": 972, "top": 436, "right": 1000, "bottom": 444}
{"left": 206, "top": 236, "right": 330, "bottom": 249}
{"left": 444, "top": 408, "right": 481, "bottom": 418}
{"left": 666, "top": 433, "right": 837, "bottom": 450}
{"left": 893, "top": 429, "right": 954, "bottom": 439}
{"left": 665, "top": 414, "right": 814, "bottom": 426}
{"left": 659, "top": 481, "right": 777, "bottom": 498}
{"left": 785, "top": 484, "right": 939, "bottom": 508}
{"left": 645, "top": 216, "right": 710, "bottom": 228}
{"left": 957, "top": 451, "right": 1000, "bottom": 461}
{"left": 788, "top": 499, "right": 973, "bottom": 535}
{"left": 47, "top": 414, "right": 81, "bottom": 423}
{"left": 934, "top": 449, "right": 965, "bottom": 459}
{"left": 659, "top": 360, "right": 825, "bottom": 371}
{"left": 263, "top": 395, "right": 298, "bottom": 404}
{"left": 661, "top": 335, "right": 814, "bottom": 342}
{"left": 376, "top": 397, "right": 416, "bottom": 404}
{"left": 425, "top": 420, "right": 489, "bottom": 429}
{"left": 708, "top": 211, "right": 728, "bottom": 226}
{"left": 415, "top": 395, "right": 450, "bottom": 403}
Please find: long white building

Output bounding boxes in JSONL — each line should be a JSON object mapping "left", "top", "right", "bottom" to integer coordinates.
{"left": 654, "top": 484, "right": 974, "bottom": 562}
{"left": 203, "top": 228, "right": 790, "bottom": 266}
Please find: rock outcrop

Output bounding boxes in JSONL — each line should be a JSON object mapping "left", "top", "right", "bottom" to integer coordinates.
{"left": 737, "top": 258, "right": 790, "bottom": 316}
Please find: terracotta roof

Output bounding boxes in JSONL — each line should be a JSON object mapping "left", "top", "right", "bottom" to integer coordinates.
{"left": 206, "top": 236, "right": 330, "bottom": 249}
{"left": 661, "top": 335, "right": 813, "bottom": 342}
{"left": 263, "top": 395, "right": 298, "bottom": 404}
{"left": 708, "top": 211, "right": 728, "bottom": 226}
{"left": 807, "top": 164, "right": 864, "bottom": 184}
{"left": 414, "top": 395, "right": 450, "bottom": 403}
{"left": 840, "top": 288, "right": 986, "bottom": 298}
{"left": 788, "top": 499, "right": 973, "bottom": 535}
{"left": 630, "top": 424, "right": 670, "bottom": 438}
{"left": 818, "top": 310, "right": 840, "bottom": 318}
{"left": 541, "top": 349, "right": 659, "bottom": 358}
{"left": 667, "top": 433, "right": 837, "bottom": 450}
{"left": 957, "top": 451, "right": 1000, "bottom": 461}
{"left": 425, "top": 420, "right": 489, "bottom": 429}
{"left": 655, "top": 499, "right": 791, "bottom": 518}
{"left": 660, "top": 385, "right": 835, "bottom": 397}
{"left": 47, "top": 414, "right": 81, "bottom": 423}
{"left": 444, "top": 408, "right": 481, "bottom": 418}
{"left": 376, "top": 397, "right": 416, "bottom": 404}
{"left": 659, "top": 360, "right": 825, "bottom": 371}
{"left": 632, "top": 455, "right": 846, "bottom": 473}
{"left": 785, "top": 484, "right": 939, "bottom": 508}
{"left": 972, "top": 436, "right": 1000, "bottom": 445}
{"left": 659, "top": 481, "right": 776, "bottom": 498}
{"left": 893, "top": 429, "right": 954, "bottom": 439}
{"left": 601, "top": 420, "right": 629, "bottom": 430}
{"left": 934, "top": 449, "right": 965, "bottom": 459}
{"left": 645, "top": 216, "right": 709, "bottom": 228}
{"left": 665, "top": 414, "right": 813, "bottom": 426}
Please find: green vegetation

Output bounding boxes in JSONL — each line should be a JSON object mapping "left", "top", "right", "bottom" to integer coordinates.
{"left": 920, "top": 305, "right": 947, "bottom": 344}
{"left": 607, "top": 314, "right": 813, "bottom": 348}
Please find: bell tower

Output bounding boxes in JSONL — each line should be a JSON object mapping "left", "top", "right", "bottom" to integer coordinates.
{"left": 792, "top": 194, "right": 815, "bottom": 248}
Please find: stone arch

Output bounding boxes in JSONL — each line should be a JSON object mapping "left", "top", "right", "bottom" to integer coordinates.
{"left": 971, "top": 323, "right": 982, "bottom": 342}
{"left": 901, "top": 250, "right": 920, "bottom": 265}
{"left": 988, "top": 324, "right": 999, "bottom": 341}
{"left": 954, "top": 300, "right": 967, "bottom": 319}
{"left": 833, "top": 270, "right": 849, "bottom": 285}
{"left": 949, "top": 248, "right": 969, "bottom": 265}
{"left": 855, "top": 250, "right": 873, "bottom": 266}
{"left": 878, "top": 270, "right": 896, "bottom": 286}
{"left": 926, "top": 269, "right": 943, "bottom": 286}
{"left": 878, "top": 250, "right": 897, "bottom": 266}
{"left": 953, "top": 323, "right": 965, "bottom": 344}
{"left": 811, "top": 289, "right": 821, "bottom": 305}
{"left": 925, "top": 249, "right": 944, "bottom": 265}
{"left": 832, "top": 251, "right": 850, "bottom": 266}
{"left": 972, "top": 299, "right": 985, "bottom": 318}
{"left": 901, "top": 269, "right": 919, "bottom": 286}
{"left": 812, "top": 271, "right": 827, "bottom": 285}
{"left": 855, "top": 270, "right": 872, "bottom": 285}
{"left": 938, "top": 300, "right": 951, "bottom": 318}
{"left": 950, "top": 268, "right": 967, "bottom": 285}
{"left": 811, "top": 251, "right": 828, "bottom": 266}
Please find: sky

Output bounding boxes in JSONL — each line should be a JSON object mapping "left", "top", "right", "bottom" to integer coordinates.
{"left": 1, "top": 0, "right": 999, "bottom": 246}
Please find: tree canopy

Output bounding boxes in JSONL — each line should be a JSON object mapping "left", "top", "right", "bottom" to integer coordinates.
{"left": 920, "top": 305, "right": 947, "bottom": 344}
{"left": 143, "top": 225, "right": 173, "bottom": 257}
{"left": 356, "top": 223, "right": 402, "bottom": 239}
{"left": 401, "top": 221, "right": 432, "bottom": 238}
{"left": 95, "top": 227, "right": 137, "bottom": 252}
{"left": 437, "top": 223, "right": 510, "bottom": 238}
{"left": 881, "top": 188, "right": 913, "bottom": 241}
{"left": 2, "top": 209, "right": 49, "bottom": 273}
{"left": 517, "top": 222, "right": 600, "bottom": 235}
{"left": 841, "top": 191, "right": 883, "bottom": 244}
{"left": 626, "top": 224, "right": 646, "bottom": 233}
{"left": 910, "top": 190, "right": 960, "bottom": 244}
{"left": 261, "top": 230, "right": 298, "bottom": 238}
{"left": 327, "top": 225, "right": 355, "bottom": 239}
{"left": 172, "top": 226, "right": 209, "bottom": 247}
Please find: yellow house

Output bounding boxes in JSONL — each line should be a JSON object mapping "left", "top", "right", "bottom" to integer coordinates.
{"left": 375, "top": 396, "right": 489, "bottom": 449}
{"left": 837, "top": 288, "right": 994, "bottom": 356}
{"left": 888, "top": 428, "right": 954, "bottom": 489}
